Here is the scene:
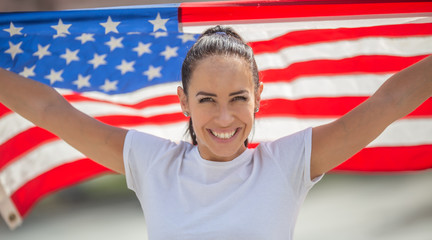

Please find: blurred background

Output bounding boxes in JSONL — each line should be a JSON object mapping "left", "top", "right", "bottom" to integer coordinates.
{"left": 1, "top": 0, "right": 432, "bottom": 239}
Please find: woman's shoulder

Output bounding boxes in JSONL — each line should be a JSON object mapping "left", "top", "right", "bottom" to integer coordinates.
{"left": 124, "top": 129, "right": 194, "bottom": 161}
{"left": 257, "top": 128, "right": 312, "bottom": 152}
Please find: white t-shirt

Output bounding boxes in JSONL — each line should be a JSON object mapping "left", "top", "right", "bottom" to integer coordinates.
{"left": 123, "top": 127, "right": 322, "bottom": 240}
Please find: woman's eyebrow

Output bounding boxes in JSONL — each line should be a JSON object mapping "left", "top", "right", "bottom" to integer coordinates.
{"left": 229, "top": 90, "right": 248, "bottom": 96}
{"left": 195, "top": 90, "right": 249, "bottom": 97}
{"left": 196, "top": 91, "right": 217, "bottom": 97}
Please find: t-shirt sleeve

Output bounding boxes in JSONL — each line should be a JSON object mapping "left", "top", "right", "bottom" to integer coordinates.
{"left": 262, "top": 128, "right": 323, "bottom": 194}
{"left": 123, "top": 129, "right": 180, "bottom": 193}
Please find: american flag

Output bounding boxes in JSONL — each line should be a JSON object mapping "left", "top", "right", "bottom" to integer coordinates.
{"left": 1, "top": 0, "right": 431, "bottom": 229}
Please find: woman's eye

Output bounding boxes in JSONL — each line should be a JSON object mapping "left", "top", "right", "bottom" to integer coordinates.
{"left": 232, "top": 96, "right": 248, "bottom": 102}
{"left": 199, "top": 97, "right": 214, "bottom": 103}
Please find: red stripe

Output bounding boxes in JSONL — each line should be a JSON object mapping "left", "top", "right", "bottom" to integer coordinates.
{"left": 260, "top": 55, "right": 428, "bottom": 83}
{"left": 180, "top": 1, "right": 432, "bottom": 24}
{"left": 259, "top": 98, "right": 432, "bottom": 118}
{"left": 0, "top": 128, "right": 57, "bottom": 170}
{"left": 250, "top": 23, "right": 432, "bottom": 54}
{"left": 249, "top": 143, "right": 432, "bottom": 171}
{"left": 11, "top": 158, "right": 112, "bottom": 217}
{"left": 0, "top": 103, "right": 10, "bottom": 118}
{"left": 96, "top": 112, "right": 186, "bottom": 126}
{"left": 333, "top": 145, "right": 432, "bottom": 172}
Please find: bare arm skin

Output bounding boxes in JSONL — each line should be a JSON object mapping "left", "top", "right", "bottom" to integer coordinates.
{"left": 0, "top": 68, "right": 127, "bottom": 174}
{"left": 311, "top": 55, "right": 432, "bottom": 179}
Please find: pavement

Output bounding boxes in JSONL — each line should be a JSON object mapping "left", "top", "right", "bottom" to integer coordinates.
{"left": 1, "top": 171, "right": 432, "bottom": 240}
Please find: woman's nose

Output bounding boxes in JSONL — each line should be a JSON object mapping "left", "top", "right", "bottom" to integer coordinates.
{"left": 215, "top": 105, "right": 234, "bottom": 126}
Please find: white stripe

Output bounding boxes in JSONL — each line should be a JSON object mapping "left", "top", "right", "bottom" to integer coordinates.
{"left": 182, "top": 15, "right": 432, "bottom": 42}
{"left": 2, "top": 117, "right": 430, "bottom": 196}
{"left": 0, "top": 113, "right": 34, "bottom": 144}
{"left": 253, "top": 117, "right": 432, "bottom": 147}
{"left": 262, "top": 74, "right": 391, "bottom": 100}
{"left": 255, "top": 36, "right": 432, "bottom": 71}
{"left": 71, "top": 102, "right": 181, "bottom": 117}
{"left": 56, "top": 81, "right": 180, "bottom": 105}
{"left": 0, "top": 141, "right": 85, "bottom": 196}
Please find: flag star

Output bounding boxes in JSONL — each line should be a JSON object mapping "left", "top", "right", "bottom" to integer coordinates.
{"left": 150, "top": 31, "right": 168, "bottom": 38}
{"left": 160, "top": 46, "right": 179, "bottom": 61}
{"left": 100, "top": 16, "right": 120, "bottom": 34}
{"left": 100, "top": 79, "right": 118, "bottom": 92}
{"left": 143, "top": 65, "right": 162, "bottom": 81}
{"left": 177, "top": 34, "right": 196, "bottom": 44}
{"left": 116, "top": 60, "right": 135, "bottom": 75}
{"left": 51, "top": 19, "right": 71, "bottom": 38}
{"left": 88, "top": 53, "right": 107, "bottom": 69}
{"left": 4, "top": 22, "right": 23, "bottom": 37}
{"left": 133, "top": 42, "right": 152, "bottom": 57}
{"left": 73, "top": 74, "right": 91, "bottom": 89}
{"left": 105, "top": 36, "right": 124, "bottom": 52}
{"left": 45, "top": 69, "right": 64, "bottom": 85}
{"left": 19, "top": 65, "right": 36, "bottom": 78}
{"left": 60, "top": 48, "right": 80, "bottom": 65}
{"left": 33, "top": 44, "right": 51, "bottom": 60}
{"left": 5, "top": 41, "right": 23, "bottom": 60}
{"left": 149, "top": 13, "right": 169, "bottom": 32}
{"left": 75, "top": 33, "right": 95, "bottom": 44}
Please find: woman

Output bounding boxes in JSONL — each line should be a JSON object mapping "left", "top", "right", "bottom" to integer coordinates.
{"left": 0, "top": 26, "right": 431, "bottom": 239}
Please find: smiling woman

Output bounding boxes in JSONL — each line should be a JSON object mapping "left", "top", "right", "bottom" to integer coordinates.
{"left": 177, "top": 54, "right": 262, "bottom": 162}
{"left": 179, "top": 26, "right": 261, "bottom": 147}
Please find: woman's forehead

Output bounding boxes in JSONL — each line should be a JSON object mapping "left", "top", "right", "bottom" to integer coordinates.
{"left": 188, "top": 55, "right": 254, "bottom": 92}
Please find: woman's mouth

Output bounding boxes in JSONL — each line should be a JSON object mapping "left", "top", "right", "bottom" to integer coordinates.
{"left": 209, "top": 128, "right": 239, "bottom": 140}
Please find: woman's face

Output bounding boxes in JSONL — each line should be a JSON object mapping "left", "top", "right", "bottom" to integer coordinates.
{"left": 178, "top": 55, "right": 263, "bottom": 162}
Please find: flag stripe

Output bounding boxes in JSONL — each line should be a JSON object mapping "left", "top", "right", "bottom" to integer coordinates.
{"left": 250, "top": 23, "right": 432, "bottom": 54}
{"left": 255, "top": 37, "right": 432, "bottom": 71}
{"left": 253, "top": 117, "right": 432, "bottom": 145}
{"left": 260, "top": 98, "right": 432, "bottom": 118}
{"left": 259, "top": 56, "right": 427, "bottom": 83}
{"left": 333, "top": 145, "right": 432, "bottom": 172}
{"left": 0, "top": 128, "right": 56, "bottom": 171}
{"left": 11, "top": 158, "right": 111, "bottom": 216}
{"left": 179, "top": 1, "right": 432, "bottom": 24}
{"left": 182, "top": 16, "right": 432, "bottom": 42}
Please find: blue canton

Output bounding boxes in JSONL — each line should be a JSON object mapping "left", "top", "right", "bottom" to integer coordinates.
{"left": 0, "top": 4, "right": 198, "bottom": 94}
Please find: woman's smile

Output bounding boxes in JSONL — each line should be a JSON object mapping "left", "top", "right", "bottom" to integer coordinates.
{"left": 208, "top": 128, "right": 241, "bottom": 141}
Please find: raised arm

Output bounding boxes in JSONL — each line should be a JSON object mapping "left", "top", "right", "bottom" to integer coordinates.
{"left": 0, "top": 68, "right": 127, "bottom": 174}
{"left": 311, "top": 55, "right": 432, "bottom": 179}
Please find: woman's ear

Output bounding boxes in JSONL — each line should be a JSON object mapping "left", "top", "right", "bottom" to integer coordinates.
{"left": 255, "top": 82, "right": 264, "bottom": 109}
{"left": 177, "top": 86, "right": 189, "bottom": 114}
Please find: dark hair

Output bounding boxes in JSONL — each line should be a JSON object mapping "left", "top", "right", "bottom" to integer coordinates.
{"left": 181, "top": 25, "right": 260, "bottom": 146}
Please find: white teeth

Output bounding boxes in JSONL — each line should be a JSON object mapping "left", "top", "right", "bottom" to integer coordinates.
{"left": 211, "top": 129, "right": 236, "bottom": 139}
